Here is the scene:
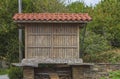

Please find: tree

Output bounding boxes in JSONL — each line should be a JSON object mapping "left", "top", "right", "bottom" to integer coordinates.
{"left": 31, "top": 0, "right": 68, "bottom": 13}
{"left": 67, "top": 0, "right": 95, "bottom": 13}
{"left": 0, "top": 0, "right": 18, "bottom": 61}
{"left": 89, "top": 0, "right": 120, "bottom": 47}
{"left": 0, "top": 0, "right": 36, "bottom": 62}
{"left": 82, "top": 0, "right": 120, "bottom": 62}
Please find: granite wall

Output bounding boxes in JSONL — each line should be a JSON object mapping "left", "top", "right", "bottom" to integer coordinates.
{"left": 72, "top": 63, "right": 120, "bottom": 79}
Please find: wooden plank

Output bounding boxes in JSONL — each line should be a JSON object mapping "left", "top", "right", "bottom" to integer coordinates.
{"left": 28, "top": 33, "right": 51, "bottom": 36}
{"left": 51, "top": 25, "right": 54, "bottom": 58}
{"left": 28, "top": 46, "right": 51, "bottom": 48}
{"left": 25, "top": 26, "right": 28, "bottom": 58}
{"left": 53, "top": 46, "right": 77, "bottom": 48}
{"left": 77, "top": 25, "right": 80, "bottom": 58}
{"left": 53, "top": 33, "right": 77, "bottom": 36}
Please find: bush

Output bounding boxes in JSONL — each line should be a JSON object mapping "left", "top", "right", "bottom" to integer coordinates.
{"left": 82, "top": 31, "right": 111, "bottom": 62}
{"left": 8, "top": 67, "right": 23, "bottom": 79}
{"left": 0, "top": 69, "right": 9, "bottom": 75}
{"left": 110, "top": 24, "right": 120, "bottom": 47}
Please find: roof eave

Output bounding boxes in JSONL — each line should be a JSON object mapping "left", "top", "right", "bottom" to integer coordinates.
{"left": 13, "top": 20, "right": 91, "bottom": 24}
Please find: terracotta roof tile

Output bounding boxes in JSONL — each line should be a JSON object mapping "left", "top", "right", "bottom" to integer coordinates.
{"left": 13, "top": 13, "right": 92, "bottom": 22}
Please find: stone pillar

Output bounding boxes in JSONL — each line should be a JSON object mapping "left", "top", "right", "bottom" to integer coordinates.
{"left": 23, "top": 66, "right": 34, "bottom": 79}
{"left": 72, "top": 66, "right": 84, "bottom": 79}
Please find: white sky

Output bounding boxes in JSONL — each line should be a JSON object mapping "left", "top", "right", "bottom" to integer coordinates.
{"left": 66, "top": 0, "right": 101, "bottom": 6}
{"left": 84, "top": 0, "right": 101, "bottom": 6}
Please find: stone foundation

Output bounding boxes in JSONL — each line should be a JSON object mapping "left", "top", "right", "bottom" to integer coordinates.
{"left": 72, "top": 66, "right": 92, "bottom": 79}
{"left": 92, "top": 63, "right": 120, "bottom": 79}
{"left": 23, "top": 67, "right": 34, "bottom": 79}
{"left": 72, "top": 66, "right": 84, "bottom": 79}
{"left": 72, "top": 63, "right": 120, "bottom": 79}
{"left": 23, "top": 63, "right": 120, "bottom": 79}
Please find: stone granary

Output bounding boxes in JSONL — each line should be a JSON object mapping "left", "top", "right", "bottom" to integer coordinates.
{"left": 13, "top": 13, "right": 92, "bottom": 79}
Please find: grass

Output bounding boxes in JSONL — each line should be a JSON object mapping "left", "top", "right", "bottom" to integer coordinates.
{"left": 0, "top": 69, "right": 9, "bottom": 75}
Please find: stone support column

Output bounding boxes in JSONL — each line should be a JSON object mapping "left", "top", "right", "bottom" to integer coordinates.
{"left": 23, "top": 67, "right": 34, "bottom": 79}
{"left": 72, "top": 66, "right": 84, "bottom": 79}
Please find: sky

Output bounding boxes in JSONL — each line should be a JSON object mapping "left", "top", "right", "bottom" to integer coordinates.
{"left": 84, "top": 0, "right": 101, "bottom": 6}
{"left": 67, "top": 0, "right": 101, "bottom": 6}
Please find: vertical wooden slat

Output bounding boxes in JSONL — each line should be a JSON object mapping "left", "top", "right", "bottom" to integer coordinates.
{"left": 25, "top": 26, "right": 28, "bottom": 58}
{"left": 77, "top": 25, "right": 80, "bottom": 58}
{"left": 64, "top": 25, "right": 66, "bottom": 58}
{"left": 50, "top": 24, "right": 54, "bottom": 57}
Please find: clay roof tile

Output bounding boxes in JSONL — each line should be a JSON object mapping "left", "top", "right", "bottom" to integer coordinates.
{"left": 13, "top": 13, "right": 92, "bottom": 22}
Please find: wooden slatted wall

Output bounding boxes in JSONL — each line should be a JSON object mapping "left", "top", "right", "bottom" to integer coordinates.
{"left": 25, "top": 23, "right": 79, "bottom": 59}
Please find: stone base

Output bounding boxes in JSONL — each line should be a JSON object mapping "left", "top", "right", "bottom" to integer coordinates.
{"left": 22, "top": 63, "right": 120, "bottom": 79}
{"left": 72, "top": 66, "right": 92, "bottom": 79}
{"left": 23, "top": 67, "right": 34, "bottom": 79}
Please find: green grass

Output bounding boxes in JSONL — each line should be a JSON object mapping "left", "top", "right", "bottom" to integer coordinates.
{"left": 0, "top": 69, "right": 9, "bottom": 75}
{"left": 100, "top": 70, "right": 120, "bottom": 79}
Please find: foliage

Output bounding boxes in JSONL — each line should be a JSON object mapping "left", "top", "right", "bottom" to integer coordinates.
{"left": 0, "top": 0, "right": 18, "bottom": 62}
{"left": 8, "top": 67, "right": 23, "bottom": 79}
{"left": 82, "top": 31, "right": 111, "bottom": 62}
{"left": 109, "top": 70, "right": 120, "bottom": 79}
{"left": 109, "top": 24, "right": 120, "bottom": 47}
{"left": 0, "top": 69, "right": 9, "bottom": 75}
{"left": 5, "top": 29, "right": 19, "bottom": 63}
{"left": 83, "top": 31, "right": 120, "bottom": 63}
{"left": 100, "top": 77, "right": 106, "bottom": 79}
{"left": 31, "top": 0, "right": 68, "bottom": 13}
{"left": 84, "top": 51, "right": 120, "bottom": 63}
{"left": 89, "top": 0, "right": 120, "bottom": 47}
{"left": 67, "top": 1, "right": 86, "bottom": 13}
{"left": 100, "top": 70, "right": 120, "bottom": 79}
{"left": 81, "top": 0, "right": 120, "bottom": 62}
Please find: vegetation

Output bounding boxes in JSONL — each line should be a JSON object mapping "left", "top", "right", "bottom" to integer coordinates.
{"left": 100, "top": 70, "right": 120, "bottom": 79}
{"left": 0, "top": 69, "right": 9, "bottom": 75}
{"left": 0, "top": 0, "right": 120, "bottom": 64}
{"left": 109, "top": 70, "right": 120, "bottom": 79}
{"left": 83, "top": 0, "right": 120, "bottom": 62}
{"left": 8, "top": 67, "right": 23, "bottom": 79}
{"left": 68, "top": 0, "right": 120, "bottom": 63}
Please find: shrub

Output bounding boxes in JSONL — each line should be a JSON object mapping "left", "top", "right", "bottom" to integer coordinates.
{"left": 8, "top": 67, "right": 23, "bottom": 79}
{"left": 82, "top": 31, "right": 111, "bottom": 62}
{"left": 0, "top": 69, "right": 9, "bottom": 75}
